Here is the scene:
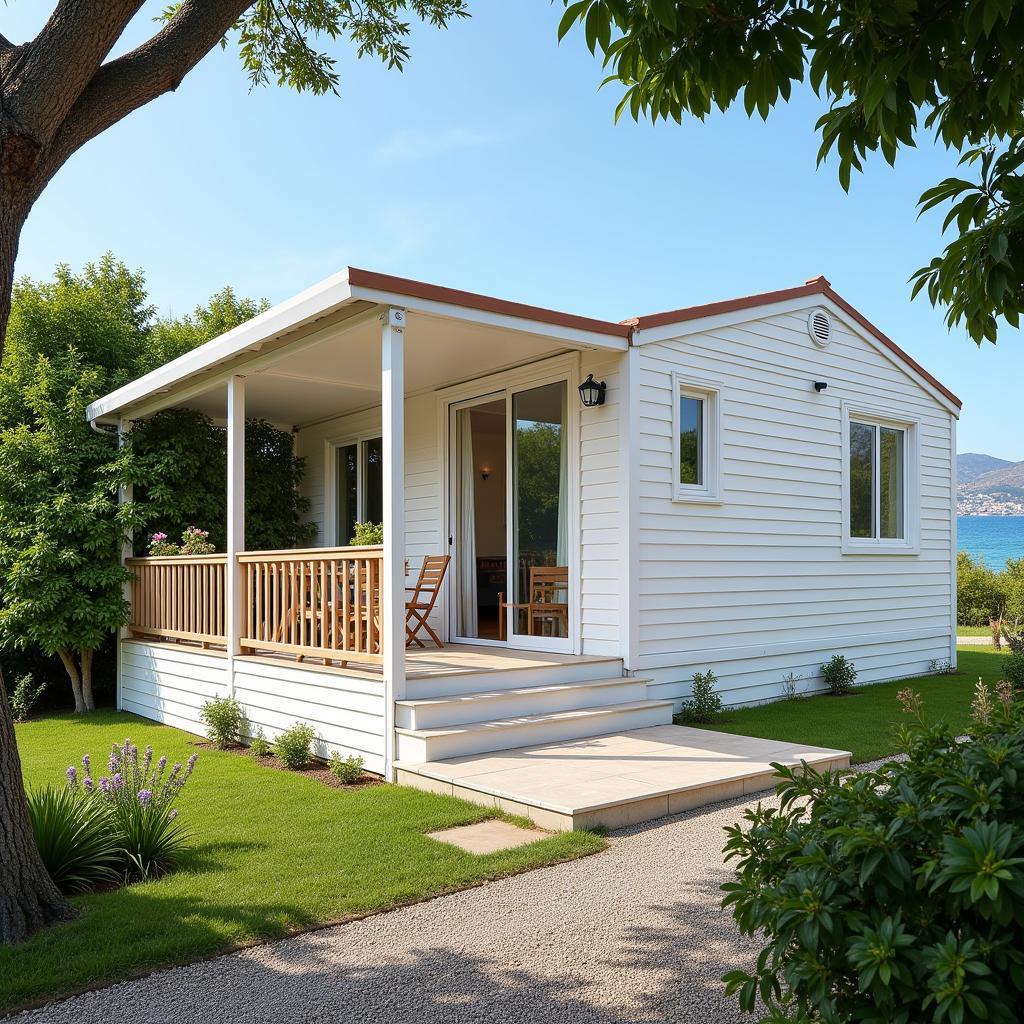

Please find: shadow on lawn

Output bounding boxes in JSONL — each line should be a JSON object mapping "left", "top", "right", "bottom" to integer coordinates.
{"left": 17, "top": 873, "right": 753, "bottom": 1024}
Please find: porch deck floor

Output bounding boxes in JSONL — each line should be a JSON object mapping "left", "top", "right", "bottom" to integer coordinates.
{"left": 239, "top": 643, "right": 617, "bottom": 681}
{"left": 396, "top": 724, "right": 851, "bottom": 831}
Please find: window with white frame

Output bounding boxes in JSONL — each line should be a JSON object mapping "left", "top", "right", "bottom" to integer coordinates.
{"left": 672, "top": 374, "right": 720, "bottom": 502}
{"left": 844, "top": 409, "right": 917, "bottom": 551}
{"left": 332, "top": 436, "right": 382, "bottom": 544}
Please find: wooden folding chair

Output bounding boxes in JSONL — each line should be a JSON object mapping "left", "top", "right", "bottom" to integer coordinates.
{"left": 405, "top": 555, "right": 450, "bottom": 648}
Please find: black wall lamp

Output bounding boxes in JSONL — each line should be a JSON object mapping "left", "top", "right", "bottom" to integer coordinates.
{"left": 579, "top": 373, "right": 607, "bottom": 407}
{"left": 813, "top": 381, "right": 828, "bottom": 392}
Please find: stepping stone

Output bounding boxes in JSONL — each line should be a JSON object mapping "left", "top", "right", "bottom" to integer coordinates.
{"left": 426, "top": 819, "right": 543, "bottom": 854}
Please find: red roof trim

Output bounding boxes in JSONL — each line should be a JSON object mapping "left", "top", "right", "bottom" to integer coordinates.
{"left": 629, "top": 276, "right": 962, "bottom": 410}
{"left": 346, "top": 266, "right": 632, "bottom": 339}
{"left": 345, "top": 267, "right": 960, "bottom": 411}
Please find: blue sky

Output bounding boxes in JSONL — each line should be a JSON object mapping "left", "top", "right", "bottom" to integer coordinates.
{"left": 7, "top": 2, "right": 1021, "bottom": 459}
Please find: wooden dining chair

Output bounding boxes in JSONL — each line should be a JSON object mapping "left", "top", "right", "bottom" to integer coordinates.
{"left": 498, "top": 565, "right": 569, "bottom": 639}
{"left": 406, "top": 555, "right": 450, "bottom": 648}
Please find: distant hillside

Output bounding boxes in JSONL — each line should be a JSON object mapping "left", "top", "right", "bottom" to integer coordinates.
{"left": 958, "top": 454, "right": 1024, "bottom": 515}
{"left": 958, "top": 452, "right": 1014, "bottom": 485}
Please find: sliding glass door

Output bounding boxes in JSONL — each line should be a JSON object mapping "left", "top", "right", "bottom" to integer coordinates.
{"left": 449, "top": 377, "right": 572, "bottom": 652}
{"left": 510, "top": 381, "right": 569, "bottom": 644}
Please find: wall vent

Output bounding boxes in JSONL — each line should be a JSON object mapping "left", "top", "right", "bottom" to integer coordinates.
{"left": 807, "top": 308, "right": 832, "bottom": 347}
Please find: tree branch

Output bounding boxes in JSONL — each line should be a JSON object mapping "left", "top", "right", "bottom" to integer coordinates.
{"left": 36, "top": 0, "right": 253, "bottom": 193}
{"left": 3, "top": 1, "right": 147, "bottom": 144}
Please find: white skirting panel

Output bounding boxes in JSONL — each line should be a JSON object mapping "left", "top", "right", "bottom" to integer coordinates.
{"left": 120, "top": 641, "right": 387, "bottom": 775}
{"left": 639, "top": 628, "right": 954, "bottom": 709}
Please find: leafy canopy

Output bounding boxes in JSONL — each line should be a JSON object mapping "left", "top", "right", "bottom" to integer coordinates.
{"left": 558, "top": 0, "right": 1024, "bottom": 344}
{"left": 158, "top": 1, "right": 470, "bottom": 95}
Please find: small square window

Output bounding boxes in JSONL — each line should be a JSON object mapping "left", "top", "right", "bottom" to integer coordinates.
{"left": 672, "top": 375, "right": 720, "bottom": 503}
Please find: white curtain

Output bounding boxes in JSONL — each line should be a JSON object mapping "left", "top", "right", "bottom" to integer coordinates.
{"left": 556, "top": 383, "right": 569, "bottom": 571}
{"left": 457, "top": 409, "right": 478, "bottom": 637}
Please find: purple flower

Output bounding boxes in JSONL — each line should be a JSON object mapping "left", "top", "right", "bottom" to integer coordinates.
{"left": 66, "top": 765, "right": 77, "bottom": 786}
{"left": 98, "top": 777, "right": 111, "bottom": 795}
{"left": 108, "top": 751, "right": 118, "bottom": 773}
{"left": 186, "top": 753, "right": 198, "bottom": 772}
{"left": 112, "top": 772, "right": 123, "bottom": 790}
{"left": 157, "top": 755, "right": 167, "bottom": 772}
{"left": 152, "top": 532, "right": 168, "bottom": 543}
{"left": 137, "top": 789, "right": 153, "bottom": 807}
{"left": 82, "top": 753, "right": 91, "bottom": 774}
{"left": 83, "top": 777, "right": 94, "bottom": 793}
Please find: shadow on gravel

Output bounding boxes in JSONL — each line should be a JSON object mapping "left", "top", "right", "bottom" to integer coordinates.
{"left": 23, "top": 871, "right": 753, "bottom": 1024}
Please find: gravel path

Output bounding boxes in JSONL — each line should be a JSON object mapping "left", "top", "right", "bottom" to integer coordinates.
{"left": 18, "top": 758, "right": 897, "bottom": 1024}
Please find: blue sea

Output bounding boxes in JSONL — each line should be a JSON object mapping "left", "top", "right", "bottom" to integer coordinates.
{"left": 958, "top": 516, "right": 1024, "bottom": 567}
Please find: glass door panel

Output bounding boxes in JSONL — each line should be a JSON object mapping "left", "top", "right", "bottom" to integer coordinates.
{"left": 510, "top": 381, "right": 569, "bottom": 642}
{"left": 452, "top": 398, "right": 506, "bottom": 642}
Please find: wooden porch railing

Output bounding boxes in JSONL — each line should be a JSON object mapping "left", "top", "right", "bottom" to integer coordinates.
{"left": 238, "top": 546, "right": 384, "bottom": 666}
{"left": 126, "top": 554, "right": 228, "bottom": 646}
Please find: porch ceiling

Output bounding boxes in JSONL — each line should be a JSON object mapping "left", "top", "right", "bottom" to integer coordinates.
{"left": 158, "top": 308, "right": 580, "bottom": 426}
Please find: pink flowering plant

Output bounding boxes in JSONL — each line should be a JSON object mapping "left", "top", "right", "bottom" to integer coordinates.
{"left": 67, "top": 739, "right": 198, "bottom": 880}
{"left": 147, "top": 526, "right": 216, "bottom": 557}
{"left": 179, "top": 526, "right": 215, "bottom": 555}
{"left": 147, "top": 531, "right": 179, "bottom": 556}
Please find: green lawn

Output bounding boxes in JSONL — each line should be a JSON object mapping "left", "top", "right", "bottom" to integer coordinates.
{"left": 690, "top": 649, "right": 1004, "bottom": 764}
{"left": 957, "top": 625, "right": 995, "bottom": 637}
{"left": 3, "top": 712, "right": 604, "bottom": 1014}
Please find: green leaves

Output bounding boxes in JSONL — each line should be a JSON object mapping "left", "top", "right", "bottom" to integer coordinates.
{"left": 557, "top": 0, "right": 1024, "bottom": 342}
{"left": 232, "top": 1, "right": 470, "bottom": 94}
{"left": 719, "top": 704, "right": 1024, "bottom": 1022}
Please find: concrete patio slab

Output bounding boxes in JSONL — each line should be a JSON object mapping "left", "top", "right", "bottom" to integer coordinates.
{"left": 396, "top": 724, "right": 850, "bottom": 830}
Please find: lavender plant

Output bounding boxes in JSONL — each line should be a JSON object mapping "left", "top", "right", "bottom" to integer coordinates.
{"left": 68, "top": 739, "right": 198, "bottom": 880}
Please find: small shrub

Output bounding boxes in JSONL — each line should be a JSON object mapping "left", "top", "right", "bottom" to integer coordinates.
{"left": 147, "top": 531, "right": 178, "bottom": 555}
{"left": 780, "top": 671, "right": 801, "bottom": 701}
{"left": 8, "top": 673, "right": 46, "bottom": 722}
{"left": 275, "top": 722, "right": 317, "bottom": 770}
{"left": 26, "top": 784, "right": 121, "bottom": 893}
{"left": 821, "top": 654, "right": 857, "bottom": 696}
{"left": 928, "top": 658, "right": 954, "bottom": 675}
{"left": 199, "top": 695, "right": 244, "bottom": 748}
{"left": 677, "top": 669, "right": 723, "bottom": 723}
{"left": 328, "top": 751, "right": 365, "bottom": 784}
{"left": 248, "top": 728, "right": 272, "bottom": 758}
{"left": 179, "top": 526, "right": 215, "bottom": 555}
{"left": 722, "top": 692, "right": 1024, "bottom": 1023}
{"left": 350, "top": 521, "right": 383, "bottom": 546}
{"left": 69, "top": 739, "right": 199, "bottom": 880}
{"left": 1004, "top": 651, "right": 1024, "bottom": 689}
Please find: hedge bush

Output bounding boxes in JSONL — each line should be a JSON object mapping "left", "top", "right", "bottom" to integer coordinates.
{"left": 721, "top": 684, "right": 1024, "bottom": 1023}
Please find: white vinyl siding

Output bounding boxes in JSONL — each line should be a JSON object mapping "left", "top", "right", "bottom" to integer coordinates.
{"left": 579, "top": 352, "right": 626, "bottom": 656}
{"left": 633, "top": 305, "right": 955, "bottom": 706}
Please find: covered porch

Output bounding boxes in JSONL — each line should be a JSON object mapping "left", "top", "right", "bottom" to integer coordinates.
{"left": 90, "top": 268, "right": 631, "bottom": 780}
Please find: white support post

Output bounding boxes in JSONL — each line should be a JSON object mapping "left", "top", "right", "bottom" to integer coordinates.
{"left": 117, "top": 417, "right": 132, "bottom": 713}
{"left": 226, "top": 375, "right": 246, "bottom": 695}
{"left": 381, "top": 308, "right": 406, "bottom": 780}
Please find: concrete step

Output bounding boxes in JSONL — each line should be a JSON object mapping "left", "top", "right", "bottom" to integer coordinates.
{"left": 405, "top": 656, "right": 624, "bottom": 699}
{"left": 394, "top": 699, "right": 674, "bottom": 762}
{"left": 396, "top": 676, "right": 651, "bottom": 730}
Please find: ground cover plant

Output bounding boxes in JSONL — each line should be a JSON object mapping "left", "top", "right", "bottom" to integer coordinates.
{"left": 692, "top": 650, "right": 1001, "bottom": 764}
{"left": 721, "top": 678, "right": 1024, "bottom": 1023}
{"left": 2, "top": 711, "right": 604, "bottom": 1013}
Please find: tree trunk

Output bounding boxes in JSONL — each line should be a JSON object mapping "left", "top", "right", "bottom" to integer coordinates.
{"left": 0, "top": 667, "right": 76, "bottom": 943}
{"left": 56, "top": 649, "right": 86, "bottom": 714}
{"left": 80, "top": 647, "right": 95, "bottom": 712}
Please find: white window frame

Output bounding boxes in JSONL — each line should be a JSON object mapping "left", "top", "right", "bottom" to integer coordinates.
{"left": 671, "top": 372, "right": 722, "bottom": 504}
{"left": 841, "top": 402, "right": 920, "bottom": 555}
{"left": 324, "top": 431, "right": 383, "bottom": 546}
